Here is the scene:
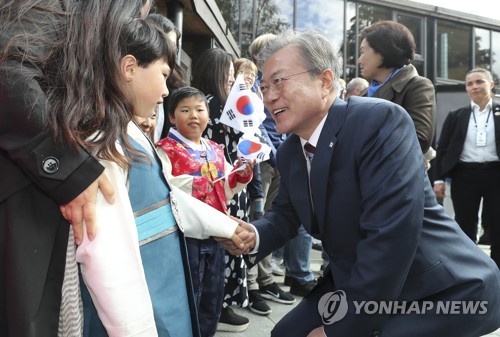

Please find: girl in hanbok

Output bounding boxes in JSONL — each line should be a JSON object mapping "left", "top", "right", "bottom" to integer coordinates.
{"left": 58, "top": 12, "right": 248, "bottom": 337}
{"left": 72, "top": 17, "right": 197, "bottom": 337}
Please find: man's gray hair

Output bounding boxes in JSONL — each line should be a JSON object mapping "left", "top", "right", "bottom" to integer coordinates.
{"left": 258, "top": 29, "right": 342, "bottom": 91}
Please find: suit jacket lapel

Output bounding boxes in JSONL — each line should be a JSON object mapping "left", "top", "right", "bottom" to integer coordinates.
{"left": 457, "top": 107, "right": 471, "bottom": 142}
{"left": 310, "top": 99, "right": 348, "bottom": 231}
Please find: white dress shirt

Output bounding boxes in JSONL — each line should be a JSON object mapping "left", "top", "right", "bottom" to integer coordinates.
{"left": 460, "top": 99, "right": 499, "bottom": 163}
{"left": 251, "top": 112, "right": 329, "bottom": 253}
{"left": 300, "top": 113, "right": 328, "bottom": 174}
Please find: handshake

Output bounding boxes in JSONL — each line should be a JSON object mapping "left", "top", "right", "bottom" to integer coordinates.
{"left": 215, "top": 217, "right": 257, "bottom": 255}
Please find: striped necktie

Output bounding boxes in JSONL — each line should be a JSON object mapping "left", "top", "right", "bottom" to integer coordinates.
{"left": 304, "top": 142, "right": 316, "bottom": 213}
{"left": 304, "top": 142, "right": 316, "bottom": 153}
{"left": 304, "top": 142, "right": 315, "bottom": 162}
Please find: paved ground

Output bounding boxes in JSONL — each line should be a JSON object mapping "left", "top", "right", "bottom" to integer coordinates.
{"left": 215, "top": 245, "right": 500, "bottom": 337}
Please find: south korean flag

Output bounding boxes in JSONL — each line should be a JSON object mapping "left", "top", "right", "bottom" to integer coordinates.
{"left": 220, "top": 74, "right": 266, "bottom": 133}
{"left": 236, "top": 132, "right": 272, "bottom": 163}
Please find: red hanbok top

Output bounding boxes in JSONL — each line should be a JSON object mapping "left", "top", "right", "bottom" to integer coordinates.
{"left": 157, "top": 129, "right": 252, "bottom": 214}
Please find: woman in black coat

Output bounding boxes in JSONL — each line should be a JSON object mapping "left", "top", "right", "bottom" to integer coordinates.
{"left": 0, "top": 0, "right": 151, "bottom": 335}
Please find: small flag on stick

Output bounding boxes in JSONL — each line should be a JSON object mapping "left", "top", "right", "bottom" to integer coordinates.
{"left": 220, "top": 74, "right": 265, "bottom": 133}
{"left": 237, "top": 133, "right": 271, "bottom": 163}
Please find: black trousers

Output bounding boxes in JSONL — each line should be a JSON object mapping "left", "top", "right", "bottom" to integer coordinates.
{"left": 450, "top": 166, "right": 500, "bottom": 268}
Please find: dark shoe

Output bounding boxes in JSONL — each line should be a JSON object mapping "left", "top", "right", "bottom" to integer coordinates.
{"left": 248, "top": 290, "right": 272, "bottom": 315}
{"left": 217, "top": 307, "right": 250, "bottom": 332}
{"left": 285, "top": 276, "right": 317, "bottom": 297}
{"left": 260, "top": 282, "right": 296, "bottom": 304}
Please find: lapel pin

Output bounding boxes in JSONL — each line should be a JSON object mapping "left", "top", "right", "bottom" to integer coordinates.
{"left": 329, "top": 142, "right": 334, "bottom": 148}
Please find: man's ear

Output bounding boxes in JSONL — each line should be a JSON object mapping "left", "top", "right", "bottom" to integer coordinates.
{"left": 120, "top": 54, "right": 137, "bottom": 82}
{"left": 320, "top": 69, "right": 335, "bottom": 95}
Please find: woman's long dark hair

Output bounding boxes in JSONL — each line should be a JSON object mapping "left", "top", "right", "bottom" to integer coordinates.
{"left": 47, "top": 0, "right": 175, "bottom": 167}
{"left": 0, "top": 0, "right": 67, "bottom": 87}
{"left": 192, "top": 48, "right": 234, "bottom": 105}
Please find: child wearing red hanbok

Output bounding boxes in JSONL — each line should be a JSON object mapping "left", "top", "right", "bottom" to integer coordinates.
{"left": 157, "top": 86, "right": 254, "bottom": 337}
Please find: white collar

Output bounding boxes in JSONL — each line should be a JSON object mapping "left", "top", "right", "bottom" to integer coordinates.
{"left": 300, "top": 113, "right": 328, "bottom": 163}
{"left": 300, "top": 113, "right": 328, "bottom": 150}
{"left": 471, "top": 99, "right": 493, "bottom": 112}
{"left": 169, "top": 127, "right": 207, "bottom": 151}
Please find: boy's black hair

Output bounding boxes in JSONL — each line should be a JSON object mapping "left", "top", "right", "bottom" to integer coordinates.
{"left": 167, "top": 86, "right": 209, "bottom": 117}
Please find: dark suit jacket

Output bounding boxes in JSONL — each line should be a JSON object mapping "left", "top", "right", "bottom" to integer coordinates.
{"left": 434, "top": 103, "right": 500, "bottom": 180}
{"left": 252, "top": 97, "right": 500, "bottom": 336}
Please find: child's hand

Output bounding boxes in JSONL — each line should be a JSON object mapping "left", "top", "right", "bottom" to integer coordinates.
{"left": 235, "top": 158, "right": 255, "bottom": 178}
{"left": 207, "top": 179, "right": 214, "bottom": 192}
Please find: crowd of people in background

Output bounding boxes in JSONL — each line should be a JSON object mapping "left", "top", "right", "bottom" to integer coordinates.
{"left": 1, "top": 2, "right": 499, "bottom": 337}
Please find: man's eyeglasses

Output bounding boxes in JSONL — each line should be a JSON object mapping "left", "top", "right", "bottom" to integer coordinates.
{"left": 260, "top": 70, "right": 313, "bottom": 94}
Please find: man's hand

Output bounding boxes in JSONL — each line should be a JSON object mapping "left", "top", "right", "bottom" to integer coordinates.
{"left": 215, "top": 217, "right": 256, "bottom": 255}
{"left": 307, "top": 326, "right": 326, "bottom": 337}
{"left": 433, "top": 182, "right": 445, "bottom": 199}
{"left": 59, "top": 172, "right": 115, "bottom": 245}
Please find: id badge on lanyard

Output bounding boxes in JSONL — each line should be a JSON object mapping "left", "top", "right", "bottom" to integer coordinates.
{"left": 473, "top": 107, "right": 491, "bottom": 147}
{"left": 476, "top": 129, "right": 487, "bottom": 147}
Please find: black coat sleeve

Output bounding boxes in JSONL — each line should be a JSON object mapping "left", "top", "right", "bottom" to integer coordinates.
{"left": 0, "top": 62, "right": 103, "bottom": 204}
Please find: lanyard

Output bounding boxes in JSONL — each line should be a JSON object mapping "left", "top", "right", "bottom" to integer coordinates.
{"left": 472, "top": 108, "right": 492, "bottom": 129}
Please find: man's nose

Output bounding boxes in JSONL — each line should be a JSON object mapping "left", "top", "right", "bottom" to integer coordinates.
{"left": 263, "top": 88, "right": 279, "bottom": 106}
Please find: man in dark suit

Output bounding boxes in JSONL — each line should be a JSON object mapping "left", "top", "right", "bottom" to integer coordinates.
{"left": 433, "top": 68, "right": 500, "bottom": 268}
{"left": 220, "top": 31, "right": 500, "bottom": 337}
